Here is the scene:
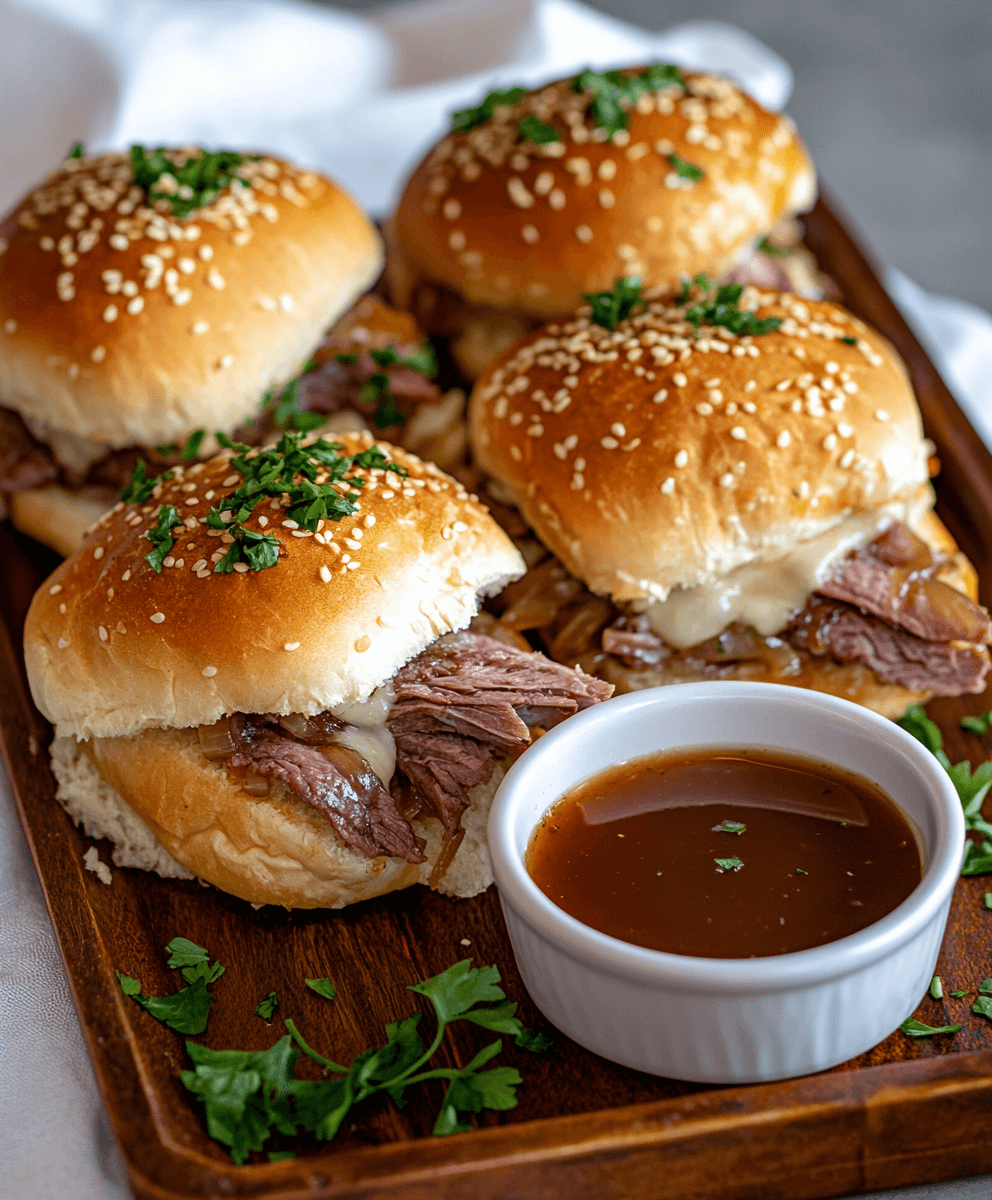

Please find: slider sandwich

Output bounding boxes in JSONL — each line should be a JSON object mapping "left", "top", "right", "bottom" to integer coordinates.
{"left": 23, "top": 430, "right": 611, "bottom": 907}
{"left": 389, "top": 64, "right": 818, "bottom": 380}
{"left": 469, "top": 279, "right": 992, "bottom": 716}
{"left": 0, "top": 147, "right": 457, "bottom": 557}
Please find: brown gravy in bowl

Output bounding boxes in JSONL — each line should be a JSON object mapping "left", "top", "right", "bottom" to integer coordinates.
{"left": 526, "top": 748, "right": 922, "bottom": 958}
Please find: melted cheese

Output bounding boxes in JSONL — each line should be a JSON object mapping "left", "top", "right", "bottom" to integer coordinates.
{"left": 641, "top": 500, "right": 930, "bottom": 650}
{"left": 331, "top": 682, "right": 396, "bottom": 786}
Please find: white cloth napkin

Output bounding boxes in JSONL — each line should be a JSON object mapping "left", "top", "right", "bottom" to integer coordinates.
{"left": 1, "top": 2, "right": 991, "bottom": 1196}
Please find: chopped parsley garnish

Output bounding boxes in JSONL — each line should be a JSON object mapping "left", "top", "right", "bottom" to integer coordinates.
{"left": 518, "top": 114, "right": 560, "bottom": 144}
{"left": 335, "top": 352, "right": 359, "bottom": 365}
{"left": 304, "top": 977, "right": 337, "bottom": 1001}
{"left": 677, "top": 275, "right": 783, "bottom": 336}
{"left": 120, "top": 458, "right": 171, "bottom": 504}
{"left": 181, "top": 428, "right": 207, "bottom": 461}
{"left": 961, "top": 711, "right": 992, "bottom": 735}
{"left": 117, "top": 938, "right": 223, "bottom": 1035}
{"left": 979, "top": 978, "right": 992, "bottom": 995}
{"left": 181, "top": 960, "right": 547, "bottom": 1162}
{"left": 68, "top": 141, "right": 84, "bottom": 159}
{"left": 840, "top": 336, "right": 858, "bottom": 345}
{"left": 713, "top": 820, "right": 746, "bottom": 835}
{"left": 129, "top": 146, "right": 256, "bottom": 219}
{"left": 452, "top": 87, "right": 526, "bottom": 133}
{"left": 973, "top": 996, "right": 992, "bottom": 1020}
{"left": 899, "top": 1018, "right": 962, "bottom": 1038}
{"left": 796, "top": 868, "right": 808, "bottom": 876}
{"left": 361, "top": 373, "right": 406, "bottom": 428}
{"left": 262, "top": 358, "right": 322, "bottom": 431}
{"left": 714, "top": 856, "right": 743, "bottom": 872}
{"left": 985, "top": 893, "right": 992, "bottom": 910}
{"left": 668, "top": 153, "right": 704, "bottom": 181}
{"left": 370, "top": 341, "right": 438, "bottom": 379}
{"left": 573, "top": 63, "right": 687, "bottom": 140}
{"left": 144, "top": 505, "right": 180, "bottom": 573}
{"left": 950, "top": 990, "right": 969, "bottom": 999}
{"left": 203, "top": 430, "right": 407, "bottom": 571}
{"left": 757, "top": 236, "right": 789, "bottom": 258}
{"left": 582, "top": 276, "right": 644, "bottom": 330}
{"left": 899, "top": 704, "right": 992, "bottom": 874}
{"left": 929, "top": 975, "right": 943, "bottom": 1000}
{"left": 255, "top": 992, "right": 279, "bottom": 1020}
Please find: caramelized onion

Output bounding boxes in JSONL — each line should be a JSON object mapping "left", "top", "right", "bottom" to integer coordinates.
{"left": 427, "top": 826, "right": 465, "bottom": 890}
{"left": 198, "top": 717, "right": 237, "bottom": 761}
{"left": 277, "top": 712, "right": 313, "bottom": 739}
{"left": 277, "top": 711, "right": 343, "bottom": 743}
{"left": 240, "top": 775, "right": 271, "bottom": 797}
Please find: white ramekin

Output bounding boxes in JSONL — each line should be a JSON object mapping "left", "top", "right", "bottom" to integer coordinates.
{"left": 488, "top": 681, "right": 964, "bottom": 1084}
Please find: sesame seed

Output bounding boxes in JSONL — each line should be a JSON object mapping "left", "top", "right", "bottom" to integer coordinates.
{"left": 319, "top": 565, "right": 331, "bottom": 582}
{"left": 449, "top": 231, "right": 466, "bottom": 251}
{"left": 98, "top": 626, "right": 108, "bottom": 641}
{"left": 674, "top": 450, "right": 689, "bottom": 468}
{"left": 102, "top": 304, "right": 118, "bottom": 322}
{"left": 695, "top": 403, "right": 713, "bottom": 416}
{"left": 150, "top": 612, "right": 165, "bottom": 624}
{"left": 575, "top": 225, "right": 593, "bottom": 243}
{"left": 284, "top": 642, "right": 301, "bottom": 651}
{"left": 122, "top": 570, "right": 131, "bottom": 581}
{"left": 652, "top": 389, "right": 668, "bottom": 403}
{"left": 93, "top": 546, "right": 104, "bottom": 560}
{"left": 777, "top": 431, "right": 791, "bottom": 448}
{"left": 279, "top": 294, "right": 294, "bottom": 313}
{"left": 610, "top": 422, "right": 626, "bottom": 437}
{"left": 521, "top": 224, "right": 539, "bottom": 244}
{"left": 874, "top": 409, "right": 889, "bottom": 422}
{"left": 4, "top": 319, "right": 17, "bottom": 334}
{"left": 600, "top": 436, "right": 619, "bottom": 449}
{"left": 207, "top": 269, "right": 226, "bottom": 289}
{"left": 198, "top": 245, "right": 214, "bottom": 262}
{"left": 219, "top": 354, "right": 235, "bottom": 369}
{"left": 837, "top": 422, "right": 853, "bottom": 437}
{"left": 719, "top": 473, "right": 735, "bottom": 488}
{"left": 673, "top": 372, "right": 687, "bottom": 387}
{"left": 172, "top": 289, "right": 192, "bottom": 306}
{"left": 730, "top": 426, "right": 746, "bottom": 441}
{"left": 598, "top": 188, "right": 615, "bottom": 208}
{"left": 49, "top": 584, "right": 62, "bottom": 595}
{"left": 191, "top": 320, "right": 209, "bottom": 335}
{"left": 823, "top": 434, "right": 838, "bottom": 450}
{"left": 661, "top": 477, "right": 675, "bottom": 494}
{"left": 202, "top": 666, "right": 218, "bottom": 677}
{"left": 841, "top": 449, "right": 856, "bottom": 468}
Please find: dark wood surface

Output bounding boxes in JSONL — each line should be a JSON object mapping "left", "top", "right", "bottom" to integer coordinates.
{"left": 3, "top": 194, "right": 992, "bottom": 1200}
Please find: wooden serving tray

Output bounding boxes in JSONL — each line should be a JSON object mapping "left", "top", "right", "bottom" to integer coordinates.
{"left": 3, "top": 193, "right": 992, "bottom": 1200}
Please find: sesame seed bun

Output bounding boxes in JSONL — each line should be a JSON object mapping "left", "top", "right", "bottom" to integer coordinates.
{"left": 24, "top": 431, "right": 525, "bottom": 742}
{"left": 390, "top": 68, "right": 815, "bottom": 325}
{"left": 469, "top": 289, "right": 931, "bottom": 602}
{"left": 0, "top": 150, "right": 382, "bottom": 449}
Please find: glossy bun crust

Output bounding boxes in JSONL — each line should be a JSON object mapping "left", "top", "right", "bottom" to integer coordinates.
{"left": 24, "top": 431, "right": 525, "bottom": 741}
{"left": 470, "top": 289, "right": 931, "bottom": 602}
{"left": 0, "top": 150, "right": 382, "bottom": 447}
{"left": 392, "top": 68, "right": 815, "bottom": 320}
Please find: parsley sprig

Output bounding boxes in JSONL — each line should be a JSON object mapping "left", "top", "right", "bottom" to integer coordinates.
{"left": 452, "top": 87, "right": 526, "bottom": 133}
{"left": 518, "top": 114, "right": 560, "bottom": 145}
{"left": 582, "top": 276, "right": 644, "bottom": 330}
{"left": 181, "top": 960, "right": 550, "bottom": 1162}
{"left": 677, "top": 275, "right": 783, "bottom": 336}
{"left": 120, "top": 459, "right": 171, "bottom": 504}
{"left": 262, "top": 359, "right": 325, "bottom": 432}
{"left": 898, "top": 704, "right": 992, "bottom": 875}
{"left": 117, "top": 938, "right": 224, "bottom": 1035}
{"left": 129, "top": 146, "right": 255, "bottom": 219}
{"left": 204, "top": 430, "right": 406, "bottom": 571}
{"left": 573, "top": 63, "right": 687, "bottom": 140}
{"left": 668, "top": 152, "right": 704, "bottom": 181}
{"left": 144, "top": 505, "right": 180, "bottom": 573}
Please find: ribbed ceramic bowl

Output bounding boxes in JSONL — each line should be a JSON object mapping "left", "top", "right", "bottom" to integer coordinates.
{"left": 488, "top": 681, "right": 964, "bottom": 1083}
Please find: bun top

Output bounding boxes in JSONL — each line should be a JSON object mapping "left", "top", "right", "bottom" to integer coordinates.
{"left": 25, "top": 431, "right": 524, "bottom": 740}
{"left": 393, "top": 67, "right": 815, "bottom": 319}
{"left": 469, "top": 286, "right": 931, "bottom": 601}
{"left": 0, "top": 149, "right": 382, "bottom": 448}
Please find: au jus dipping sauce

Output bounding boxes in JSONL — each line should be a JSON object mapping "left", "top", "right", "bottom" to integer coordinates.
{"left": 526, "top": 748, "right": 922, "bottom": 958}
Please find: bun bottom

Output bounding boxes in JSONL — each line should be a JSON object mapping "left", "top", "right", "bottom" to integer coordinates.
{"left": 53, "top": 730, "right": 499, "bottom": 908}
{"left": 8, "top": 486, "right": 114, "bottom": 557}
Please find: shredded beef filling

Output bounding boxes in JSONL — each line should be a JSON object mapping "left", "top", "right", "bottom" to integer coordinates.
{"left": 213, "top": 633, "right": 612, "bottom": 861}
{"left": 480, "top": 511, "right": 990, "bottom": 697}
{"left": 390, "top": 632, "right": 613, "bottom": 835}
